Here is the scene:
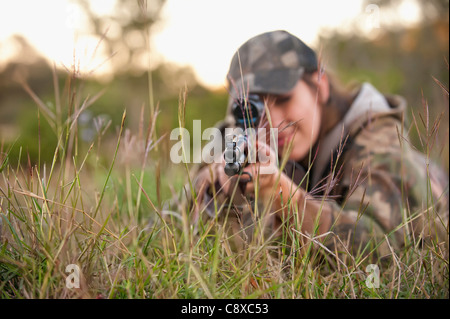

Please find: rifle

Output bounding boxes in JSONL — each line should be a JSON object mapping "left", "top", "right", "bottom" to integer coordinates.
{"left": 224, "top": 134, "right": 248, "bottom": 176}
{"left": 223, "top": 94, "right": 264, "bottom": 177}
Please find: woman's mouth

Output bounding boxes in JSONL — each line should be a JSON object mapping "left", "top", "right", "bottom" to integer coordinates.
{"left": 278, "top": 134, "right": 293, "bottom": 148}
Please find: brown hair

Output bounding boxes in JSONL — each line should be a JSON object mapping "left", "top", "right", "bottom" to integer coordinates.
{"left": 302, "top": 71, "right": 358, "bottom": 137}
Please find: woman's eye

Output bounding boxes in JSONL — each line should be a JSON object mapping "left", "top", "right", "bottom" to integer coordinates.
{"left": 275, "top": 95, "right": 291, "bottom": 105}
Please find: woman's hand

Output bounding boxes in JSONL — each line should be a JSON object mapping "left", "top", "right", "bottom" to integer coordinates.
{"left": 209, "top": 139, "right": 332, "bottom": 237}
{"left": 217, "top": 140, "right": 279, "bottom": 198}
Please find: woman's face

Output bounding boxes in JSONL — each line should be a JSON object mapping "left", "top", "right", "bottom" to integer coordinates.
{"left": 265, "top": 75, "right": 327, "bottom": 162}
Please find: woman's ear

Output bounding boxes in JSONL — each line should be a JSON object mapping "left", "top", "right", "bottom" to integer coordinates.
{"left": 315, "top": 71, "right": 330, "bottom": 105}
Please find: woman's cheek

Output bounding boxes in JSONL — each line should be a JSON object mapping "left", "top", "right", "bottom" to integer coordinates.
{"left": 288, "top": 135, "right": 308, "bottom": 161}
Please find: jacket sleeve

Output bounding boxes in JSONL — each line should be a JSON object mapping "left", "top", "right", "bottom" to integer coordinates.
{"left": 324, "top": 115, "right": 449, "bottom": 258}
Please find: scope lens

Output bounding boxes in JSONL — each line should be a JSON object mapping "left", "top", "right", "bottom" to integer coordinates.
{"left": 232, "top": 95, "right": 262, "bottom": 129}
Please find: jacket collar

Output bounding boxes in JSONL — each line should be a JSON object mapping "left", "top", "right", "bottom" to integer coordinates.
{"left": 310, "top": 82, "right": 407, "bottom": 187}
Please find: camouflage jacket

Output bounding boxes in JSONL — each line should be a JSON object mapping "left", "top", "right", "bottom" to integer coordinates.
{"left": 310, "top": 83, "right": 448, "bottom": 259}
{"left": 190, "top": 83, "right": 449, "bottom": 259}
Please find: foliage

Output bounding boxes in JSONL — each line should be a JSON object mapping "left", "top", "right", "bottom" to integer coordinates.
{"left": 0, "top": 0, "right": 448, "bottom": 300}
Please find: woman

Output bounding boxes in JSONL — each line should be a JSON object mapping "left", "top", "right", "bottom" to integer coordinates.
{"left": 191, "top": 30, "right": 448, "bottom": 260}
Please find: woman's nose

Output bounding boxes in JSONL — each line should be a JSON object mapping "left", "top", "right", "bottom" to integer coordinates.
{"left": 269, "top": 107, "right": 285, "bottom": 129}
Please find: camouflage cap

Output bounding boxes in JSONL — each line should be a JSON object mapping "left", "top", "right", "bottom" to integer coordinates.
{"left": 227, "top": 30, "right": 318, "bottom": 97}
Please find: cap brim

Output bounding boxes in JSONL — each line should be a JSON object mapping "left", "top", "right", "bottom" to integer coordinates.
{"left": 229, "top": 67, "right": 304, "bottom": 97}
{"left": 226, "top": 67, "right": 305, "bottom": 118}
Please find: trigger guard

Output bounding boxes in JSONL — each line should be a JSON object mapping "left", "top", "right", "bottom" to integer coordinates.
{"left": 239, "top": 171, "right": 252, "bottom": 184}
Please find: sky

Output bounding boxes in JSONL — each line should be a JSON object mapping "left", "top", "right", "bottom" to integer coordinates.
{"left": 0, "top": 0, "right": 422, "bottom": 89}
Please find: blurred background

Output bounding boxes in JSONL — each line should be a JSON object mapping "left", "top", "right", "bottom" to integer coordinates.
{"left": 0, "top": 0, "right": 448, "bottom": 171}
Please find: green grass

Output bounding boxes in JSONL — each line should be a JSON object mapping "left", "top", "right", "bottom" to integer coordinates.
{"left": 0, "top": 67, "right": 448, "bottom": 300}
{"left": 0, "top": 18, "right": 449, "bottom": 297}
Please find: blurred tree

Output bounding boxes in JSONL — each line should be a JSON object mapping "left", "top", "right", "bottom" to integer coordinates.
{"left": 0, "top": 35, "right": 53, "bottom": 124}
{"left": 0, "top": 0, "right": 231, "bottom": 167}
{"left": 320, "top": 0, "right": 449, "bottom": 170}
{"left": 366, "top": 0, "right": 449, "bottom": 22}
{"left": 76, "top": 0, "right": 166, "bottom": 74}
